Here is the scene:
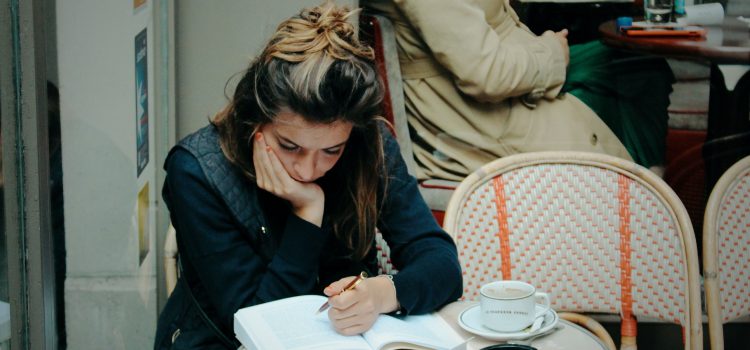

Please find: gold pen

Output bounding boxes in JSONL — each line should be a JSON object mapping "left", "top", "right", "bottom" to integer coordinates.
{"left": 315, "top": 271, "right": 368, "bottom": 314}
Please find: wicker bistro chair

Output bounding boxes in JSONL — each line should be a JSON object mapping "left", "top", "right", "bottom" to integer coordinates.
{"left": 442, "top": 152, "right": 703, "bottom": 350}
{"left": 703, "top": 155, "right": 750, "bottom": 350}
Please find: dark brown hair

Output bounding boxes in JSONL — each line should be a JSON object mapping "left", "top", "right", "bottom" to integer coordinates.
{"left": 212, "top": 1, "right": 385, "bottom": 260}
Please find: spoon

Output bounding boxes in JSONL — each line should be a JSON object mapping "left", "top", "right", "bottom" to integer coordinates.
{"left": 509, "top": 325, "right": 563, "bottom": 346}
{"left": 527, "top": 315, "right": 545, "bottom": 334}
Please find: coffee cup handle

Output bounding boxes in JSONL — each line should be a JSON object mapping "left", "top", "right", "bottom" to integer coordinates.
{"left": 534, "top": 292, "right": 551, "bottom": 318}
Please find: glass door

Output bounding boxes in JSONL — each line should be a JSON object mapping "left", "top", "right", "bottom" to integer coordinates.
{"left": 1, "top": 0, "right": 63, "bottom": 348}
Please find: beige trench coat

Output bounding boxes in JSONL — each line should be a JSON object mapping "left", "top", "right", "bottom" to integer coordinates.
{"left": 365, "top": 0, "right": 632, "bottom": 181}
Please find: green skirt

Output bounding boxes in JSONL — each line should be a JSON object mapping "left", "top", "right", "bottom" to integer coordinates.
{"left": 563, "top": 41, "right": 675, "bottom": 168}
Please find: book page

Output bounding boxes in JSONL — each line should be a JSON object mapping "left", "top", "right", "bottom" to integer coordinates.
{"left": 234, "top": 295, "right": 372, "bottom": 350}
{"left": 362, "top": 313, "right": 465, "bottom": 350}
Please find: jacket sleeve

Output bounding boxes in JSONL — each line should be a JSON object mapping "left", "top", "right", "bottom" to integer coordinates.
{"left": 392, "top": 0, "right": 567, "bottom": 102}
{"left": 164, "top": 148, "right": 330, "bottom": 330}
{"left": 377, "top": 128, "right": 463, "bottom": 314}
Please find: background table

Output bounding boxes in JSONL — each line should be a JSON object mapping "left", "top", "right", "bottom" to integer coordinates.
{"left": 438, "top": 301, "right": 608, "bottom": 350}
{"left": 599, "top": 17, "right": 750, "bottom": 190}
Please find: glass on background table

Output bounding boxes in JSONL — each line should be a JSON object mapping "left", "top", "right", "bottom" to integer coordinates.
{"left": 438, "top": 301, "right": 609, "bottom": 350}
{"left": 644, "top": 0, "right": 676, "bottom": 24}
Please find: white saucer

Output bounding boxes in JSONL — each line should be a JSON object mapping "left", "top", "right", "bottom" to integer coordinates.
{"left": 457, "top": 304, "right": 559, "bottom": 341}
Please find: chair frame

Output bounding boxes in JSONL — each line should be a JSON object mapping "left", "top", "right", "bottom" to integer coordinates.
{"left": 359, "top": 12, "right": 418, "bottom": 176}
{"left": 443, "top": 151, "right": 703, "bottom": 350}
{"left": 359, "top": 13, "right": 459, "bottom": 222}
{"left": 703, "top": 155, "right": 750, "bottom": 350}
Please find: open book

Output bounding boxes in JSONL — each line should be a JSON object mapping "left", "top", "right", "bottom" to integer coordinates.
{"left": 234, "top": 295, "right": 465, "bottom": 350}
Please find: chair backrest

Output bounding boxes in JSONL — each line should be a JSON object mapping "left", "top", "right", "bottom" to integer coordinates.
{"left": 359, "top": 12, "right": 418, "bottom": 177}
{"left": 443, "top": 151, "right": 702, "bottom": 350}
{"left": 359, "top": 12, "right": 460, "bottom": 226}
{"left": 703, "top": 155, "right": 750, "bottom": 350}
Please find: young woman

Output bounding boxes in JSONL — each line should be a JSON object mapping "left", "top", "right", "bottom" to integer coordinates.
{"left": 154, "top": 3, "right": 462, "bottom": 349}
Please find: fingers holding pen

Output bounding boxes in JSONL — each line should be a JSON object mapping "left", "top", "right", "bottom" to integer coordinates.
{"left": 328, "top": 293, "right": 377, "bottom": 336}
{"left": 326, "top": 275, "right": 379, "bottom": 335}
{"left": 323, "top": 274, "right": 361, "bottom": 297}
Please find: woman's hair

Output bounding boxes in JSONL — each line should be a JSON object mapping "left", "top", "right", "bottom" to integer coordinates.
{"left": 213, "top": 1, "right": 385, "bottom": 260}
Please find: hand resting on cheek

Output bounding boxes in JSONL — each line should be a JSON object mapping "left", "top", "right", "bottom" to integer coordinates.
{"left": 252, "top": 132, "right": 325, "bottom": 227}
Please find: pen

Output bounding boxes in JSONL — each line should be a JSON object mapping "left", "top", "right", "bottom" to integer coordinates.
{"left": 315, "top": 271, "right": 367, "bottom": 314}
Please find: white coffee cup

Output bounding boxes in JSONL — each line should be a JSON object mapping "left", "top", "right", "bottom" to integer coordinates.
{"left": 479, "top": 280, "right": 551, "bottom": 333}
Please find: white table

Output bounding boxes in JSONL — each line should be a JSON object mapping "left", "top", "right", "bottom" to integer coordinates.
{"left": 236, "top": 300, "right": 609, "bottom": 350}
{"left": 438, "top": 301, "right": 608, "bottom": 350}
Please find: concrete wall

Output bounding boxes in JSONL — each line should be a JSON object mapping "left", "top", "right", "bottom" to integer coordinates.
{"left": 57, "top": 0, "right": 158, "bottom": 348}
{"left": 175, "top": 0, "right": 357, "bottom": 138}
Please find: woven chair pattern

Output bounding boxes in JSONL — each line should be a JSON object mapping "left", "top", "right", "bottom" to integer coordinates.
{"left": 452, "top": 164, "right": 689, "bottom": 327}
{"left": 375, "top": 230, "right": 397, "bottom": 275}
{"left": 628, "top": 180, "right": 689, "bottom": 324}
{"left": 716, "top": 168, "right": 750, "bottom": 322}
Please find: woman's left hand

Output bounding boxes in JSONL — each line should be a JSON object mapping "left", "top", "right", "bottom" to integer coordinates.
{"left": 324, "top": 275, "right": 400, "bottom": 335}
{"left": 253, "top": 132, "right": 325, "bottom": 226}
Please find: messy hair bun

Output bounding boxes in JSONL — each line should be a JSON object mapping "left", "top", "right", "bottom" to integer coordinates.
{"left": 264, "top": 1, "right": 374, "bottom": 62}
{"left": 249, "top": 1, "right": 381, "bottom": 126}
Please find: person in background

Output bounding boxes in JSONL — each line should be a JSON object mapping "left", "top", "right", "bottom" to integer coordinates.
{"left": 365, "top": 0, "right": 674, "bottom": 181}
{"left": 153, "top": 2, "right": 462, "bottom": 349}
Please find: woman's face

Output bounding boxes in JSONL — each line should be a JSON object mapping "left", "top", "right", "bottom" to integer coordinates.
{"left": 258, "top": 111, "right": 353, "bottom": 183}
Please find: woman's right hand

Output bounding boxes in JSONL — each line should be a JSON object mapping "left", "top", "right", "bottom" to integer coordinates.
{"left": 253, "top": 132, "right": 325, "bottom": 227}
